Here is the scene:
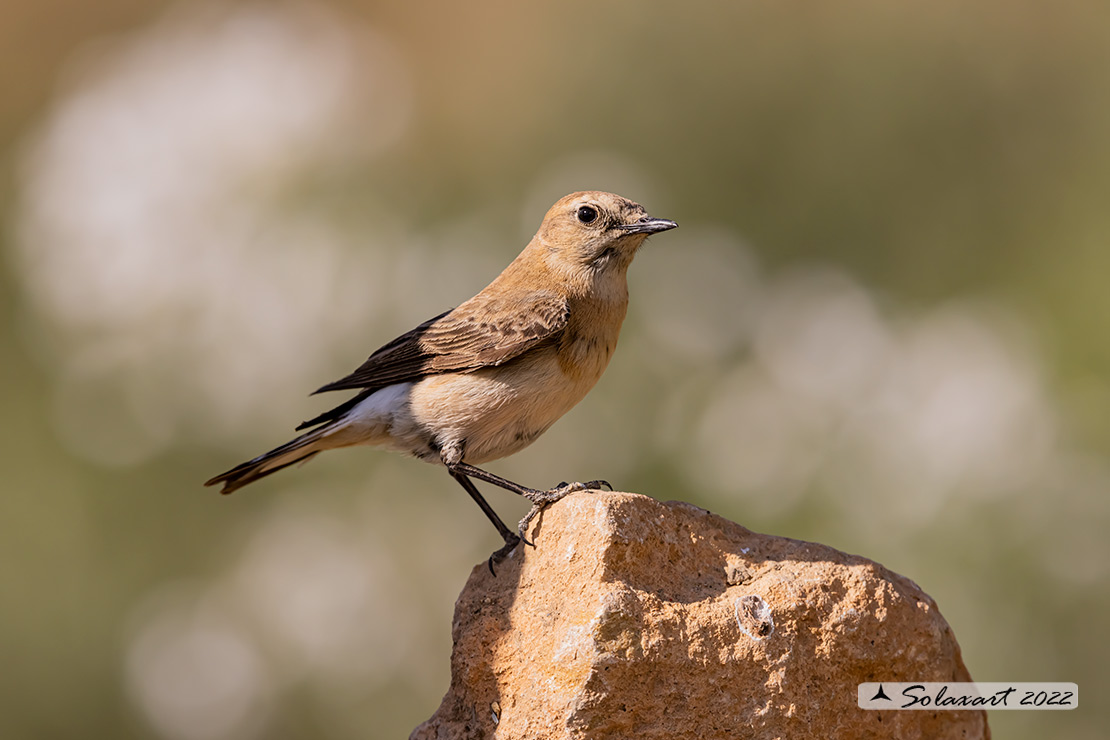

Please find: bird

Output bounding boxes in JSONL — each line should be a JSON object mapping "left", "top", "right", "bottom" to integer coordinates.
{"left": 205, "top": 191, "right": 677, "bottom": 570}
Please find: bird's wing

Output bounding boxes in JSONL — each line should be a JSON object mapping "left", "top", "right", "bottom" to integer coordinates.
{"left": 312, "top": 291, "right": 570, "bottom": 395}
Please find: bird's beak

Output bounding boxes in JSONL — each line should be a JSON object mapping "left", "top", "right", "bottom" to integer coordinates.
{"left": 617, "top": 216, "right": 678, "bottom": 235}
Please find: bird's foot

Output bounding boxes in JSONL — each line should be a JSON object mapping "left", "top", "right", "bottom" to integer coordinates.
{"left": 487, "top": 532, "right": 522, "bottom": 576}
{"left": 517, "top": 479, "right": 614, "bottom": 546}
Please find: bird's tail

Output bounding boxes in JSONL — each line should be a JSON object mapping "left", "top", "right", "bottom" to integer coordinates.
{"left": 204, "top": 423, "right": 337, "bottom": 494}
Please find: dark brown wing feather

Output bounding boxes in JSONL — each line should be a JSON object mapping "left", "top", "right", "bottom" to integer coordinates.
{"left": 312, "top": 292, "right": 569, "bottom": 396}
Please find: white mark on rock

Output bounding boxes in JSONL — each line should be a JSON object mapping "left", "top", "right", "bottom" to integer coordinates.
{"left": 735, "top": 594, "right": 775, "bottom": 640}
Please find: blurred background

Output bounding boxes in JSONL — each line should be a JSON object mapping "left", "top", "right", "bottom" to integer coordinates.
{"left": 1, "top": 0, "right": 1107, "bottom": 737}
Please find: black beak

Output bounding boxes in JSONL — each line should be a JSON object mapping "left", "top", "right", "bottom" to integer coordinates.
{"left": 617, "top": 216, "right": 678, "bottom": 235}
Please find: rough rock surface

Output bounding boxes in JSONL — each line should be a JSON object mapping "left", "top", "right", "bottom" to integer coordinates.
{"left": 412, "top": 492, "right": 988, "bottom": 740}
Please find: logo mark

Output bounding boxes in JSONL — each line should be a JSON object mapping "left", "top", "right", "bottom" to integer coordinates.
{"left": 870, "top": 684, "right": 892, "bottom": 702}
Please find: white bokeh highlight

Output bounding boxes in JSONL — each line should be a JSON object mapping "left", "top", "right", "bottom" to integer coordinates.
{"left": 14, "top": 1, "right": 411, "bottom": 463}
{"left": 124, "top": 587, "right": 269, "bottom": 740}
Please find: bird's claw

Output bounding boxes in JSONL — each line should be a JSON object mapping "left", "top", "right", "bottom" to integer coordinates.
{"left": 485, "top": 478, "right": 614, "bottom": 571}
{"left": 518, "top": 512, "right": 537, "bottom": 548}
{"left": 553, "top": 479, "right": 612, "bottom": 493}
{"left": 516, "top": 478, "right": 613, "bottom": 548}
{"left": 487, "top": 533, "right": 521, "bottom": 576}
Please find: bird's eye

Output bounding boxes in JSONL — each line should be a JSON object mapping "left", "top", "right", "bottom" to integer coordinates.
{"left": 577, "top": 205, "right": 598, "bottom": 224}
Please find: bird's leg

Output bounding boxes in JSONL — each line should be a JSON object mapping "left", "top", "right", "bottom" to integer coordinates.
{"left": 449, "top": 462, "right": 539, "bottom": 497}
{"left": 449, "top": 471, "right": 520, "bottom": 575}
{"left": 450, "top": 463, "right": 613, "bottom": 546}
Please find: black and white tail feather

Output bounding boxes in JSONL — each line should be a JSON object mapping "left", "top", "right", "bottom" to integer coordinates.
{"left": 204, "top": 416, "right": 339, "bottom": 494}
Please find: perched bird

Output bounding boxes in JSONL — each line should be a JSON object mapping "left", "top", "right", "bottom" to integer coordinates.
{"left": 206, "top": 191, "right": 677, "bottom": 569}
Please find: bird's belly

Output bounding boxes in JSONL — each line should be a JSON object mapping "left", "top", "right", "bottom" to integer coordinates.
{"left": 406, "top": 347, "right": 601, "bottom": 464}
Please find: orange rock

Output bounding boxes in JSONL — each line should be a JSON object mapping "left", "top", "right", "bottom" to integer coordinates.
{"left": 412, "top": 492, "right": 988, "bottom": 740}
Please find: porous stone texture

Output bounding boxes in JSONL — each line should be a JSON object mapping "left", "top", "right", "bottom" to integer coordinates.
{"left": 412, "top": 492, "right": 988, "bottom": 740}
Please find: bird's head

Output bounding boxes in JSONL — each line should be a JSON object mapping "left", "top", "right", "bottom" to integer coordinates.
{"left": 535, "top": 191, "right": 677, "bottom": 276}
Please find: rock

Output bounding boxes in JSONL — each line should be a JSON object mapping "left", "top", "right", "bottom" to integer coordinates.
{"left": 411, "top": 492, "right": 988, "bottom": 740}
